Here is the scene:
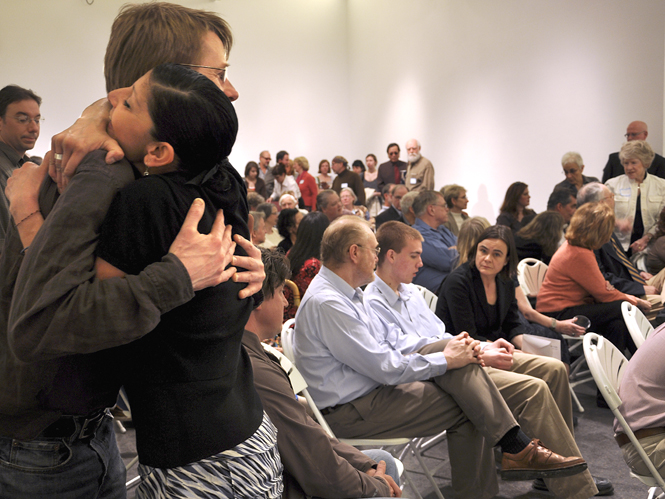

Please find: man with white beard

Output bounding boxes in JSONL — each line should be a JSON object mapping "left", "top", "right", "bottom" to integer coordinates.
{"left": 404, "top": 138, "right": 435, "bottom": 192}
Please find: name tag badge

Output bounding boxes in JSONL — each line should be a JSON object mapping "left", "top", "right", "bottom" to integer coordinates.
{"left": 619, "top": 188, "right": 631, "bottom": 197}
{"left": 299, "top": 179, "right": 304, "bottom": 184}
{"left": 341, "top": 183, "right": 348, "bottom": 188}
{"left": 410, "top": 177, "right": 417, "bottom": 184}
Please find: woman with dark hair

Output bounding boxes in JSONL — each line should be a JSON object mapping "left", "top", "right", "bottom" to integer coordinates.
{"left": 244, "top": 161, "right": 268, "bottom": 198}
{"left": 514, "top": 211, "right": 565, "bottom": 264}
{"left": 436, "top": 225, "right": 576, "bottom": 432}
{"left": 537, "top": 202, "right": 651, "bottom": 354}
{"left": 352, "top": 159, "right": 365, "bottom": 181}
{"left": 283, "top": 211, "right": 330, "bottom": 319}
{"left": 276, "top": 207, "right": 303, "bottom": 254}
{"left": 94, "top": 64, "right": 282, "bottom": 497}
{"left": 497, "top": 182, "right": 537, "bottom": 233}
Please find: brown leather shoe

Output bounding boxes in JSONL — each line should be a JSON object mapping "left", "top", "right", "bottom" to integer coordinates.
{"left": 500, "top": 439, "right": 588, "bottom": 481}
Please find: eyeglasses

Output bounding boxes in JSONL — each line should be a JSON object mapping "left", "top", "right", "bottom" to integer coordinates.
{"left": 179, "top": 63, "right": 228, "bottom": 84}
{"left": 625, "top": 132, "right": 645, "bottom": 139}
{"left": 12, "top": 115, "right": 43, "bottom": 125}
{"left": 356, "top": 244, "right": 381, "bottom": 256}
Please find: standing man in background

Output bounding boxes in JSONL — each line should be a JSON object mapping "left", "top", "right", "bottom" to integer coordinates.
{"left": 377, "top": 143, "right": 407, "bottom": 191}
{"left": 603, "top": 121, "right": 665, "bottom": 182}
{"left": 405, "top": 138, "right": 435, "bottom": 191}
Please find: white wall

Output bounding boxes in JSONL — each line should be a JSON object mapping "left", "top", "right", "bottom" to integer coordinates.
{"left": 1, "top": 0, "right": 664, "bottom": 220}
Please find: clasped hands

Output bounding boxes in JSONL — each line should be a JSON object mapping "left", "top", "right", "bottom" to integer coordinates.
{"left": 444, "top": 334, "right": 516, "bottom": 371}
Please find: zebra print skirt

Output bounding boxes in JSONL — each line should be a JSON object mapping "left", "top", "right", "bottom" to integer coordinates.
{"left": 136, "top": 412, "right": 283, "bottom": 498}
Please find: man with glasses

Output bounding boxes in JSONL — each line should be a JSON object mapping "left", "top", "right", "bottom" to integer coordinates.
{"left": 411, "top": 190, "right": 459, "bottom": 293}
{"left": 293, "top": 216, "right": 589, "bottom": 499}
{"left": 258, "top": 150, "right": 275, "bottom": 197}
{"left": 602, "top": 121, "right": 665, "bottom": 182}
{"left": 377, "top": 142, "right": 407, "bottom": 192}
{"left": 0, "top": 85, "right": 42, "bottom": 245}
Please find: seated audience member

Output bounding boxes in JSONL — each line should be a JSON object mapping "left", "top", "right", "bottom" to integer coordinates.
{"left": 317, "top": 189, "right": 344, "bottom": 223}
{"left": 279, "top": 193, "right": 298, "bottom": 211}
{"left": 331, "top": 155, "right": 366, "bottom": 205}
{"left": 497, "top": 182, "right": 537, "bottom": 234}
{"left": 646, "top": 208, "right": 665, "bottom": 275}
{"left": 614, "top": 322, "right": 665, "bottom": 480}
{"left": 514, "top": 211, "right": 565, "bottom": 264}
{"left": 293, "top": 216, "right": 589, "bottom": 499}
{"left": 368, "top": 222, "right": 604, "bottom": 498}
{"left": 602, "top": 121, "right": 665, "bottom": 183}
{"left": 293, "top": 156, "right": 317, "bottom": 211}
{"left": 547, "top": 187, "right": 577, "bottom": 225}
{"left": 271, "top": 163, "right": 301, "bottom": 203}
{"left": 375, "top": 184, "right": 407, "bottom": 229}
{"left": 453, "top": 218, "right": 581, "bottom": 367}
{"left": 555, "top": 152, "right": 599, "bottom": 197}
{"left": 605, "top": 140, "right": 665, "bottom": 256}
{"left": 251, "top": 211, "right": 267, "bottom": 245}
{"left": 412, "top": 190, "right": 458, "bottom": 293}
{"left": 257, "top": 202, "right": 279, "bottom": 248}
{"left": 536, "top": 202, "right": 651, "bottom": 354}
{"left": 244, "top": 160, "right": 268, "bottom": 198}
{"left": 363, "top": 153, "right": 380, "bottom": 191}
{"left": 376, "top": 183, "right": 394, "bottom": 216}
{"left": 578, "top": 183, "right": 665, "bottom": 299}
{"left": 276, "top": 208, "right": 303, "bottom": 254}
{"left": 399, "top": 190, "right": 418, "bottom": 225}
{"left": 340, "top": 187, "right": 368, "bottom": 219}
{"left": 442, "top": 184, "right": 469, "bottom": 236}
{"left": 243, "top": 248, "right": 401, "bottom": 498}
{"left": 316, "top": 159, "right": 334, "bottom": 190}
{"left": 247, "top": 191, "right": 265, "bottom": 212}
{"left": 283, "top": 211, "right": 330, "bottom": 320}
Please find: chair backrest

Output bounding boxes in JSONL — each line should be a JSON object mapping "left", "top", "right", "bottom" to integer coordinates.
{"left": 621, "top": 301, "right": 654, "bottom": 349}
{"left": 261, "top": 342, "right": 308, "bottom": 394}
{"left": 284, "top": 279, "right": 301, "bottom": 309}
{"left": 517, "top": 258, "right": 548, "bottom": 297}
{"left": 281, "top": 319, "right": 296, "bottom": 363}
{"left": 583, "top": 333, "right": 665, "bottom": 490}
{"left": 413, "top": 284, "right": 438, "bottom": 312}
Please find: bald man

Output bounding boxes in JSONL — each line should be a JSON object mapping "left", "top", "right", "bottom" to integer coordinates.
{"left": 602, "top": 121, "right": 665, "bottom": 182}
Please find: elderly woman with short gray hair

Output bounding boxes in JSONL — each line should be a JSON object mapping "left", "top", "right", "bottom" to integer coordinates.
{"left": 605, "top": 141, "right": 665, "bottom": 255}
{"left": 554, "top": 152, "right": 598, "bottom": 197}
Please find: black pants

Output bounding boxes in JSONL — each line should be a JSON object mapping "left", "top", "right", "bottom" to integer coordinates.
{"left": 544, "top": 300, "right": 636, "bottom": 354}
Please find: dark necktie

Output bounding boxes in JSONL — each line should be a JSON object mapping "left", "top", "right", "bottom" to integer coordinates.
{"left": 394, "top": 164, "right": 401, "bottom": 184}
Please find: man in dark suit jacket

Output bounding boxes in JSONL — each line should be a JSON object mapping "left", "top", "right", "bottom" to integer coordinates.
{"left": 376, "top": 143, "right": 407, "bottom": 192}
{"left": 602, "top": 121, "right": 665, "bottom": 182}
{"left": 375, "top": 185, "right": 407, "bottom": 229}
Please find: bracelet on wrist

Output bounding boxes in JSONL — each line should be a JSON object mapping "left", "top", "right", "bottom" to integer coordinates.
{"left": 16, "top": 209, "right": 40, "bottom": 227}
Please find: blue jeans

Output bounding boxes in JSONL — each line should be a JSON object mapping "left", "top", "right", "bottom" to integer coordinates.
{"left": 0, "top": 414, "right": 126, "bottom": 499}
{"left": 362, "top": 449, "right": 400, "bottom": 486}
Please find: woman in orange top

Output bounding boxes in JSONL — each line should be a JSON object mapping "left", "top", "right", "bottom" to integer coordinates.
{"left": 536, "top": 202, "right": 651, "bottom": 353}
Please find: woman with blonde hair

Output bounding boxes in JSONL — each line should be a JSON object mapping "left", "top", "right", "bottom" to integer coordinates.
{"left": 293, "top": 156, "right": 318, "bottom": 211}
{"left": 455, "top": 216, "right": 490, "bottom": 267}
{"left": 605, "top": 140, "right": 665, "bottom": 255}
{"left": 537, "top": 202, "right": 651, "bottom": 353}
{"left": 442, "top": 184, "right": 470, "bottom": 236}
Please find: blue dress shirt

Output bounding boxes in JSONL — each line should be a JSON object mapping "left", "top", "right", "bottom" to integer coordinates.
{"left": 293, "top": 266, "right": 450, "bottom": 409}
{"left": 412, "top": 218, "right": 458, "bottom": 293}
{"left": 364, "top": 275, "right": 451, "bottom": 360}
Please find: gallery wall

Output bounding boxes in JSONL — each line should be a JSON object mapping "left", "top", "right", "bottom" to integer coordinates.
{"left": 1, "top": 0, "right": 664, "bottom": 218}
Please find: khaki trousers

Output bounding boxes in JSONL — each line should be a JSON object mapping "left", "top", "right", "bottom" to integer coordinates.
{"left": 487, "top": 352, "right": 597, "bottom": 499}
{"left": 620, "top": 433, "right": 665, "bottom": 478}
